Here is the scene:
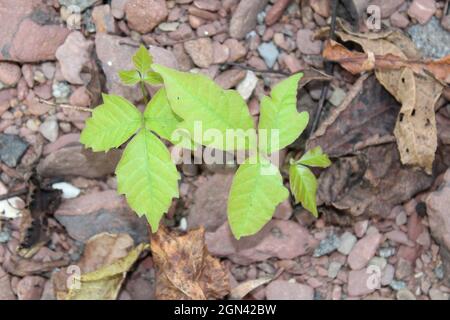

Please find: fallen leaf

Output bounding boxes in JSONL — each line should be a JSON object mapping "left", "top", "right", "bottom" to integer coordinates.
{"left": 54, "top": 233, "right": 148, "bottom": 300}
{"left": 230, "top": 277, "right": 272, "bottom": 300}
{"left": 151, "top": 226, "right": 229, "bottom": 300}
{"left": 335, "top": 30, "right": 443, "bottom": 174}
{"left": 323, "top": 40, "right": 450, "bottom": 84}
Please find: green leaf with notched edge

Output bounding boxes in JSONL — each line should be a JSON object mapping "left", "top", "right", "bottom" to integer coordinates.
{"left": 297, "top": 146, "right": 331, "bottom": 168}
{"left": 115, "top": 130, "right": 180, "bottom": 231}
{"left": 227, "top": 156, "right": 289, "bottom": 239}
{"left": 144, "top": 88, "right": 183, "bottom": 142}
{"left": 119, "top": 70, "right": 141, "bottom": 86}
{"left": 258, "top": 73, "right": 309, "bottom": 155}
{"left": 152, "top": 64, "right": 255, "bottom": 151}
{"left": 143, "top": 72, "right": 163, "bottom": 85}
{"left": 80, "top": 94, "right": 141, "bottom": 152}
{"left": 133, "top": 45, "right": 152, "bottom": 76}
{"left": 289, "top": 164, "right": 318, "bottom": 217}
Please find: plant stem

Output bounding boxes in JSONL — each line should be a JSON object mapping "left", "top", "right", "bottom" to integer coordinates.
{"left": 140, "top": 80, "right": 149, "bottom": 105}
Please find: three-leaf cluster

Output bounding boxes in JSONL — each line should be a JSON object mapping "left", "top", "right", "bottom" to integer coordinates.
{"left": 80, "top": 46, "right": 330, "bottom": 239}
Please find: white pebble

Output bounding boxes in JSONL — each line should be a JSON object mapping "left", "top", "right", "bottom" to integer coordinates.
{"left": 52, "top": 182, "right": 81, "bottom": 199}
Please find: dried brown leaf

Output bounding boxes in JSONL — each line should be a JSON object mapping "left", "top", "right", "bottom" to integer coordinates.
{"left": 230, "top": 277, "right": 272, "bottom": 300}
{"left": 335, "top": 31, "right": 443, "bottom": 174}
{"left": 151, "top": 226, "right": 229, "bottom": 300}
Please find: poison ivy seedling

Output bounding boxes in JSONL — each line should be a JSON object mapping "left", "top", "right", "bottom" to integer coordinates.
{"left": 80, "top": 45, "right": 330, "bottom": 239}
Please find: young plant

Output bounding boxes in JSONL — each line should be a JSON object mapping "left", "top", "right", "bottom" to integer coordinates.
{"left": 80, "top": 45, "right": 330, "bottom": 239}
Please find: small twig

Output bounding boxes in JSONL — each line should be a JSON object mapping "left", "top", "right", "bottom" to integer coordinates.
{"left": 0, "top": 189, "right": 28, "bottom": 202}
{"left": 309, "top": 0, "right": 338, "bottom": 137}
{"left": 37, "top": 98, "right": 92, "bottom": 113}
{"left": 224, "top": 62, "right": 289, "bottom": 76}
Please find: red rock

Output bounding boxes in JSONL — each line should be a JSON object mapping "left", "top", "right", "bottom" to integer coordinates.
{"left": 265, "top": 0, "right": 292, "bottom": 26}
{"left": 184, "top": 38, "right": 213, "bottom": 68}
{"left": 205, "top": 220, "right": 317, "bottom": 265}
{"left": 188, "top": 7, "right": 218, "bottom": 20}
{"left": 407, "top": 0, "right": 436, "bottom": 25}
{"left": 16, "top": 276, "right": 45, "bottom": 300}
{"left": 188, "top": 173, "right": 234, "bottom": 231}
{"left": 42, "top": 133, "right": 81, "bottom": 156}
{"left": 442, "top": 15, "right": 450, "bottom": 32}
{"left": 347, "top": 269, "right": 378, "bottom": 297}
{"left": 354, "top": 220, "right": 369, "bottom": 238}
{"left": 407, "top": 211, "right": 425, "bottom": 242}
{"left": 296, "top": 29, "right": 322, "bottom": 55}
{"left": 212, "top": 41, "right": 230, "bottom": 64}
{"left": 370, "top": 0, "right": 405, "bottom": 18}
{"left": 0, "top": 266, "right": 16, "bottom": 300}
{"left": 0, "top": 63, "right": 21, "bottom": 87}
{"left": 125, "top": 0, "right": 168, "bottom": 33}
{"left": 194, "top": 0, "right": 221, "bottom": 12}
{"left": 33, "top": 83, "right": 52, "bottom": 100}
{"left": 274, "top": 199, "right": 293, "bottom": 220}
{"left": 310, "top": 0, "right": 330, "bottom": 18}
{"left": 69, "top": 86, "right": 92, "bottom": 108}
{"left": 92, "top": 4, "right": 117, "bottom": 34}
{"left": 111, "top": 0, "right": 128, "bottom": 19}
{"left": 265, "top": 280, "right": 314, "bottom": 300}
{"left": 214, "top": 69, "right": 246, "bottom": 89}
{"left": 55, "top": 190, "right": 149, "bottom": 243}
{"left": 169, "top": 23, "right": 194, "bottom": 41}
{"left": 347, "top": 232, "right": 382, "bottom": 270}
{"left": 0, "top": 0, "right": 70, "bottom": 63}
{"left": 385, "top": 230, "right": 414, "bottom": 246}
{"left": 397, "top": 245, "right": 420, "bottom": 263}
{"left": 390, "top": 11, "right": 410, "bottom": 28}
{"left": 230, "top": 0, "right": 269, "bottom": 39}
{"left": 224, "top": 39, "right": 247, "bottom": 62}
{"left": 280, "top": 53, "right": 305, "bottom": 73}
{"left": 56, "top": 31, "right": 93, "bottom": 85}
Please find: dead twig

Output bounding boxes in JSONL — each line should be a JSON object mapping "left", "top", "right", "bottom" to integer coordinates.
{"left": 223, "top": 62, "right": 290, "bottom": 76}
{"left": 37, "top": 98, "right": 92, "bottom": 113}
{"left": 309, "top": 0, "right": 338, "bottom": 137}
{"left": 0, "top": 189, "right": 28, "bottom": 202}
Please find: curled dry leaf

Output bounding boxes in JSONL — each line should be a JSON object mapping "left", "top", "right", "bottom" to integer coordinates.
{"left": 323, "top": 40, "right": 450, "bottom": 84}
{"left": 333, "top": 30, "right": 444, "bottom": 174}
{"left": 230, "top": 277, "right": 272, "bottom": 300}
{"left": 151, "top": 226, "right": 229, "bottom": 300}
{"left": 55, "top": 233, "right": 148, "bottom": 300}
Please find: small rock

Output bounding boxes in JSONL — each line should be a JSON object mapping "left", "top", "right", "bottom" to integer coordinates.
{"left": 184, "top": 38, "right": 213, "bottom": 68}
{"left": 370, "top": 0, "right": 405, "bottom": 18}
{"left": 52, "top": 182, "right": 81, "bottom": 199}
{"left": 407, "top": 17, "right": 450, "bottom": 59}
{"left": 215, "top": 69, "right": 246, "bottom": 90}
{"left": 274, "top": 199, "right": 293, "bottom": 220}
{"left": 212, "top": 42, "right": 230, "bottom": 64}
{"left": 354, "top": 220, "right": 369, "bottom": 238}
{"left": 257, "top": 42, "right": 280, "bottom": 68}
{"left": 385, "top": 230, "right": 414, "bottom": 246}
{"left": 328, "top": 87, "right": 346, "bottom": 106}
{"left": 396, "top": 288, "right": 416, "bottom": 300}
{"left": 368, "top": 256, "right": 387, "bottom": 270}
{"left": 111, "top": 0, "right": 128, "bottom": 19}
{"left": 39, "top": 117, "right": 59, "bottom": 142}
{"left": 158, "top": 22, "right": 180, "bottom": 32}
{"left": 348, "top": 232, "right": 382, "bottom": 270}
{"left": 395, "top": 209, "right": 408, "bottom": 225}
{"left": 0, "top": 133, "right": 28, "bottom": 167}
{"left": 92, "top": 4, "right": 117, "bottom": 34}
{"left": 348, "top": 269, "right": 378, "bottom": 297}
{"left": 17, "top": 276, "right": 46, "bottom": 300}
{"left": 429, "top": 288, "right": 449, "bottom": 300}
{"left": 313, "top": 233, "right": 340, "bottom": 257}
{"left": 59, "top": 0, "right": 97, "bottom": 12}
{"left": 224, "top": 39, "right": 247, "bottom": 62}
{"left": 194, "top": 0, "right": 221, "bottom": 12}
{"left": 0, "top": 267, "right": 15, "bottom": 300}
{"left": 188, "top": 173, "right": 234, "bottom": 232}
{"left": 229, "top": 0, "right": 269, "bottom": 39}
{"left": 52, "top": 82, "right": 71, "bottom": 99}
{"left": 265, "top": 280, "right": 314, "bottom": 300}
{"left": 69, "top": 86, "right": 92, "bottom": 108}
{"left": 378, "top": 247, "right": 396, "bottom": 258}
{"left": 280, "top": 53, "right": 305, "bottom": 73}
{"left": 381, "top": 264, "right": 395, "bottom": 286}
{"left": 390, "top": 11, "right": 410, "bottom": 29}
{"left": 55, "top": 190, "right": 149, "bottom": 244}
{"left": 390, "top": 280, "right": 406, "bottom": 291}
{"left": 442, "top": 15, "right": 450, "bottom": 32}
{"left": 205, "top": 220, "right": 317, "bottom": 265}
{"left": 310, "top": 0, "right": 330, "bottom": 17}
{"left": 296, "top": 29, "right": 322, "bottom": 55}
{"left": 407, "top": 0, "right": 436, "bottom": 25}
{"left": 265, "top": 0, "right": 293, "bottom": 26}
{"left": 328, "top": 262, "right": 342, "bottom": 279}
{"left": 37, "top": 145, "right": 121, "bottom": 178}
{"left": 0, "top": 63, "right": 21, "bottom": 87}
{"left": 125, "top": 0, "right": 168, "bottom": 34}
{"left": 237, "top": 71, "right": 258, "bottom": 100}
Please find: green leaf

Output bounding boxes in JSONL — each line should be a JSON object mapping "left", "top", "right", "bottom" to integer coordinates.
{"left": 133, "top": 45, "right": 152, "bottom": 76}
{"left": 115, "top": 130, "right": 180, "bottom": 231}
{"left": 228, "top": 156, "right": 289, "bottom": 239}
{"left": 152, "top": 64, "right": 255, "bottom": 151}
{"left": 144, "top": 88, "right": 183, "bottom": 143}
{"left": 118, "top": 70, "right": 141, "bottom": 86}
{"left": 297, "top": 146, "right": 331, "bottom": 168}
{"left": 258, "top": 73, "right": 309, "bottom": 155}
{"left": 143, "top": 72, "right": 163, "bottom": 85}
{"left": 289, "top": 164, "right": 318, "bottom": 217}
{"left": 80, "top": 94, "right": 142, "bottom": 152}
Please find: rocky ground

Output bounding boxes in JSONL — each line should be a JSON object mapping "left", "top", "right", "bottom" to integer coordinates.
{"left": 0, "top": 0, "right": 450, "bottom": 300}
